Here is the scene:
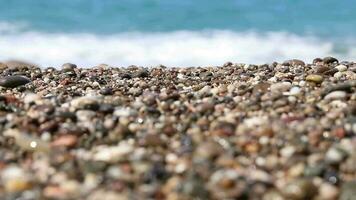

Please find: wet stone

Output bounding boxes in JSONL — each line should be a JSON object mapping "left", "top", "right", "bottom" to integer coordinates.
{"left": 0, "top": 75, "right": 31, "bottom": 88}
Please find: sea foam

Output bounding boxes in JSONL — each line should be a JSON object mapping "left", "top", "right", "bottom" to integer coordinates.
{"left": 0, "top": 29, "right": 354, "bottom": 67}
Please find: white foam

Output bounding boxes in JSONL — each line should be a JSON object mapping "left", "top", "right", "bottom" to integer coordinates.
{"left": 0, "top": 30, "right": 354, "bottom": 67}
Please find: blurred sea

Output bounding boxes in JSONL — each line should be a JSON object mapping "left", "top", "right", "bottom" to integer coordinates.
{"left": 0, "top": 0, "right": 355, "bottom": 67}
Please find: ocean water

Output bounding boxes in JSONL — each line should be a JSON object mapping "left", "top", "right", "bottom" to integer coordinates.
{"left": 0, "top": 0, "right": 355, "bottom": 67}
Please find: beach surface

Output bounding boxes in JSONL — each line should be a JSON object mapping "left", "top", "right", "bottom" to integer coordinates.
{"left": 0, "top": 58, "right": 355, "bottom": 199}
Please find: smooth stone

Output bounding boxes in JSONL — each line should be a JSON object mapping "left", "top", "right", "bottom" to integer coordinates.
{"left": 288, "top": 86, "right": 301, "bottom": 96}
{"left": 319, "top": 183, "right": 339, "bottom": 200}
{"left": 334, "top": 72, "right": 343, "bottom": 79}
{"left": 70, "top": 96, "right": 100, "bottom": 111}
{"left": 336, "top": 64, "right": 348, "bottom": 72}
{"left": 99, "top": 87, "right": 113, "bottom": 95}
{"left": 315, "top": 65, "right": 331, "bottom": 73}
{"left": 324, "top": 91, "right": 347, "bottom": 101}
{"left": 283, "top": 59, "right": 305, "bottom": 66}
{"left": 339, "top": 181, "right": 356, "bottom": 200}
{"left": 325, "top": 147, "right": 346, "bottom": 164}
{"left": 306, "top": 74, "right": 323, "bottom": 84}
{"left": 134, "top": 69, "right": 149, "bottom": 78}
{"left": 76, "top": 110, "right": 96, "bottom": 122}
{"left": 323, "top": 57, "right": 338, "bottom": 64}
{"left": 4, "top": 60, "right": 38, "bottom": 69}
{"left": 62, "top": 63, "right": 77, "bottom": 71}
{"left": 313, "top": 58, "right": 323, "bottom": 64}
{"left": 0, "top": 75, "right": 31, "bottom": 88}
{"left": 1, "top": 166, "right": 32, "bottom": 193}
{"left": 92, "top": 142, "right": 134, "bottom": 163}
{"left": 263, "top": 190, "right": 284, "bottom": 200}
{"left": 270, "top": 82, "right": 292, "bottom": 93}
{"left": 282, "top": 179, "right": 317, "bottom": 200}
{"left": 4, "top": 129, "right": 50, "bottom": 152}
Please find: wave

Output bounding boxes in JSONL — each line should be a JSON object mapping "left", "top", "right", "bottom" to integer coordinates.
{"left": 0, "top": 30, "right": 355, "bottom": 67}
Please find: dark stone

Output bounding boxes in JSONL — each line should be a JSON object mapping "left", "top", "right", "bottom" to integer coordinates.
{"left": 99, "top": 104, "right": 114, "bottom": 113}
{"left": 313, "top": 58, "right": 323, "bottom": 64}
{"left": 62, "top": 63, "right": 77, "bottom": 71}
{"left": 323, "top": 57, "right": 338, "bottom": 64}
{"left": 0, "top": 75, "right": 31, "bottom": 88}
{"left": 100, "top": 87, "right": 113, "bottom": 95}
{"left": 120, "top": 73, "right": 132, "bottom": 79}
{"left": 199, "top": 71, "right": 213, "bottom": 81}
{"left": 56, "top": 112, "right": 77, "bottom": 121}
{"left": 323, "top": 170, "right": 339, "bottom": 185}
{"left": 135, "top": 69, "right": 149, "bottom": 78}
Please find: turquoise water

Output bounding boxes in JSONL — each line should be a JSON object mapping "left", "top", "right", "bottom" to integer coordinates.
{"left": 0, "top": 0, "right": 355, "bottom": 66}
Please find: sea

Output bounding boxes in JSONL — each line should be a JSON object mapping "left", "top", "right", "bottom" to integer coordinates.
{"left": 0, "top": 0, "right": 355, "bottom": 67}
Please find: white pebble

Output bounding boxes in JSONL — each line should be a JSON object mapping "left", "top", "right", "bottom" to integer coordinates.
{"left": 335, "top": 65, "right": 347, "bottom": 72}
{"left": 324, "top": 91, "right": 347, "bottom": 101}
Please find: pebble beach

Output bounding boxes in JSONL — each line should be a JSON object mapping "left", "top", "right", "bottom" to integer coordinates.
{"left": 0, "top": 57, "right": 355, "bottom": 200}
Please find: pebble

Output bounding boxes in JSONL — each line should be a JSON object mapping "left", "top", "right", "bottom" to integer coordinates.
{"left": 324, "top": 91, "right": 347, "bottom": 101}
{"left": 336, "top": 64, "right": 348, "bottom": 72}
{"left": 270, "top": 82, "right": 292, "bottom": 93}
{"left": 318, "top": 183, "right": 339, "bottom": 200}
{"left": 323, "top": 57, "right": 338, "bottom": 64}
{"left": 325, "top": 147, "right": 346, "bottom": 164}
{"left": 70, "top": 96, "right": 100, "bottom": 111}
{"left": 1, "top": 165, "right": 32, "bottom": 193}
{"left": 283, "top": 59, "right": 305, "bottom": 66}
{"left": 62, "top": 63, "right": 77, "bottom": 71}
{"left": 4, "top": 129, "right": 50, "bottom": 152}
{"left": 339, "top": 181, "right": 356, "bottom": 200}
{"left": 282, "top": 179, "right": 317, "bottom": 200}
{"left": 92, "top": 142, "right": 134, "bottom": 163}
{"left": 306, "top": 74, "right": 323, "bottom": 84}
{"left": 0, "top": 75, "right": 31, "bottom": 88}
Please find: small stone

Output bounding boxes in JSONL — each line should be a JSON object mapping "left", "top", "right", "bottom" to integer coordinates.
{"left": 1, "top": 165, "right": 32, "bottom": 193}
{"left": 282, "top": 179, "right": 317, "bottom": 200}
{"left": 135, "top": 69, "right": 149, "bottom": 78}
{"left": 263, "top": 190, "right": 284, "bottom": 200}
{"left": 306, "top": 74, "right": 323, "bottom": 84}
{"left": 51, "top": 135, "right": 78, "bottom": 148}
{"left": 325, "top": 147, "right": 346, "bottom": 164}
{"left": 70, "top": 96, "right": 100, "bottom": 111}
{"left": 100, "top": 87, "right": 113, "bottom": 95}
{"left": 288, "top": 87, "right": 301, "bottom": 96}
{"left": 270, "top": 82, "right": 292, "bottom": 93}
{"left": 339, "top": 181, "right": 356, "bottom": 200}
{"left": 283, "top": 59, "right": 305, "bottom": 66}
{"left": 336, "top": 64, "right": 348, "bottom": 72}
{"left": 92, "top": 142, "right": 134, "bottom": 163}
{"left": 313, "top": 58, "right": 323, "bottom": 64}
{"left": 195, "top": 141, "right": 224, "bottom": 160}
{"left": 323, "top": 57, "right": 338, "bottom": 64}
{"left": 280, "top": 146, "right": 296, "bottom": 158}
{"left": 62, "top": 63, "right": 77, "bottom": 71}
{"left": 0, "top": 75, "right": 31, "bottom": 88}
{"left": 4, "top": 129, "right": 50, "bottom": 152}
{"left": 315, "top": 65, "right": 331, "bottom": 73}
{"left": 43, "top": 185, "right": 68, "bottom": 199}
{"left": 324, "top": 91, "right": 347, "bottom": 101}
{"left": 319, "top": 183, "right": 339, "bottom": 200}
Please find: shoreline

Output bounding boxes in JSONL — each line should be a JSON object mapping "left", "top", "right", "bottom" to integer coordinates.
{"left": 0, "top": 57, "right": 355, "bottom": 199}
